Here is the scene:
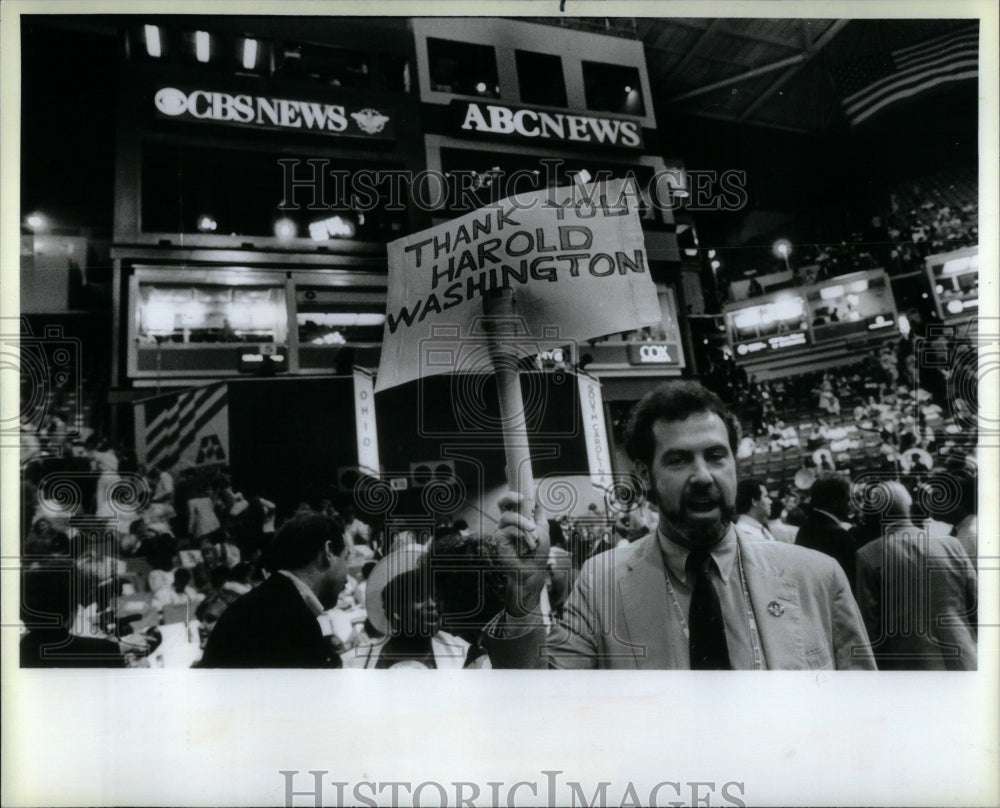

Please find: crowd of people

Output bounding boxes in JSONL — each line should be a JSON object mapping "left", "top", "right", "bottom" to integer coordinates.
{"left": 718, "top": 164, "right": 978, "bottom": 298}
{"left": 17, "top": 197, "right": 980, "bottom": 670}
{"left": 19, "top": 367, "right": 979, "bottom": 670}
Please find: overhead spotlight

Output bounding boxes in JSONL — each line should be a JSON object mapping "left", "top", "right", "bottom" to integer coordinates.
{"left": 242, "top": 38, "right": 258, "bottom": 70}
{"left": 772, "top": 239, "right": 792, "bottom": 259}
{"left": 624, "top": 85, "right": 632, "bottom": 93}
{"left": 274, "top": 218, "right": 297, "bottom": 240}
{"left": 195, "top": 30, "right": 210, "bottom": 63}
{"left": 707, "top": 249, "right": 716, "bottom": 258}
{"left": 711, "top": 260, "right": 721, "bottom": 270}
{"left": 25, "top": 212, "right": 47, "bottom": 232}
{"left": 197, "top": 215, "right": 218, "bottom": 232}
{"left": 475, "top": 82, "right": 487, "bottom": 93}
{"left": 144, "top": 25, "right": 162, "bottom": 58}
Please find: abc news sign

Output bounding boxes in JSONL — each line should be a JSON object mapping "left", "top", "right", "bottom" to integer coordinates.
{"left": 153, "top": 86, "right": 395, "bottom": 140}
{"left": 453, "top": 101, "right": 644, "bottom": 150}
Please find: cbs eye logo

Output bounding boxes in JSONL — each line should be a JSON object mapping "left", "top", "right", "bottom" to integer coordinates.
{"left": 154, "top": 87, "right": 188, "bottom": 116}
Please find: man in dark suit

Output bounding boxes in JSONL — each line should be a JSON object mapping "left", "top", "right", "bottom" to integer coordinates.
{"left": 795, "top": 473, "right": 857, "bottom": 587}
{"left": 489, "top": 381, "right": 874, "bottom": 670}
{"left": 199, "top": 512, "right": 349, "bottom": 668}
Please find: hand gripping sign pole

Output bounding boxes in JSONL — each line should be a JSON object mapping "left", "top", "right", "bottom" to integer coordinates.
{"left": 482, "top": 286, "right": 536, "bottom": 548}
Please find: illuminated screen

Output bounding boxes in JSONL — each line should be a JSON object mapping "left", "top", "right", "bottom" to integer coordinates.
{"left": 806, "top": 273, "right": 897, "bottom": 340}
{"left": 932, "top": 253, "right": 979, "bottom": 317}
{"left": 136, "top": 283, "right": 288, "bottom": 344}
{"left": 726, "top": 295, "right": 809, "bottom": 357}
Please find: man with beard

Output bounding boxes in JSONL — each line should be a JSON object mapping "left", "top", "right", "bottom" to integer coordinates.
{"left": 489, "top": 381, "right": 874, "bottom": 669}
{"left": 199, "top": 512, "right": 349, "bottom": 667}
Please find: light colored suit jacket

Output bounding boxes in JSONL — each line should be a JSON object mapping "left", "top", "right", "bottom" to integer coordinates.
{"left": 488, "top": 532, "right": 875, "bottom": 670}
{"left": 855, "top": 530, "right": 976, "bottom": 670}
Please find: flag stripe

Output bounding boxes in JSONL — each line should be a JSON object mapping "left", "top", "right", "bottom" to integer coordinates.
{"left": 847, "top": 58, "right": 978, "bottom": 118}
{"left": 844, "top": 34, "right": 978, "bottom": 109}
{"left": 177, "top": 388, "right": 227, "bottom": 451}
{"left": 145, "top": 406, "right": 180, "bottom": 461}
{"left": 852, "top": 69, "right": 979, "bottom": 126}
{"left": 139, "top": 383, "right": 228, "bottom": 470}
{"left": 893, "top": 25, "right": 977, "bottom": 60}
{"left": 838, "top": 26, "right": 978, "bottom": 125}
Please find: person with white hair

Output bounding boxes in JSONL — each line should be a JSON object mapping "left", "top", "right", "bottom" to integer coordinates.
{"left": 854, "top": 480, "right": 977, "bottom": 670}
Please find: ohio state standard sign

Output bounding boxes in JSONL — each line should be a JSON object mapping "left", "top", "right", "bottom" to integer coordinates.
{"left": 153, "top": 85, "right": 395, "bottom": 140}
{"left": 452, "top": 101, "right": 644, "bottom": 150}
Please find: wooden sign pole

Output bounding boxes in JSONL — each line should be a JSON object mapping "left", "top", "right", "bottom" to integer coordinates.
{"left": 483, "top": 287, "right": 536, "bottom": 538}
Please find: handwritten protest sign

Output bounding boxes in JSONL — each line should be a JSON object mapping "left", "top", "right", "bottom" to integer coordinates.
{"left": 375, "top": 178, "right": 661, "bottom": 392}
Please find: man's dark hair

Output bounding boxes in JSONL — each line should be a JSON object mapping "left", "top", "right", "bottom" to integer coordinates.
{"left": 624, "top": 380, "right": 741, "bottom": 466}
{"left": 809, "top": 473, "right": 851, "bottom": 520}
{"left": 957, "top": 469, "right": 977, "bottom": 517}
{"left": 173, "top": 567, "right": 192, "bottom": 593}
{"left": 194, "top": 587, "right": 240, "bottom": 623}
{"left": 262, "top": 513, "right": 345, "bottom": 573}
{"left": 736, "top": 478, "right": 766, "bottom": 515}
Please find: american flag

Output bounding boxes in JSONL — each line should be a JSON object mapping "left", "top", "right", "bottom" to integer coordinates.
{"left": 833, "top": 25, "right": 978, "bottom": 126}
{"left": 134, "top": 383, "right": 229, "bottom": 471}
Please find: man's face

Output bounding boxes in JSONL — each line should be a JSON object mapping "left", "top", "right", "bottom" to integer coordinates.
{"left": 199, "top": 542, "right": 219, "bottom": 567}
{"left": 637, "top": 412, "right": 737, "bottom": 548}
{"left": 752, "top": 485, "right": 773, "bottom": 523}
{"left": 198, "top": 601, "right": 229, "bottom": 647}
{"left": 317, "top": 544, "right": 350, "bottom": 610}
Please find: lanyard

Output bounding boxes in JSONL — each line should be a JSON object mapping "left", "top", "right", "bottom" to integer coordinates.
{"left": 662, "top": 543, "right": 765, "bottom": 670}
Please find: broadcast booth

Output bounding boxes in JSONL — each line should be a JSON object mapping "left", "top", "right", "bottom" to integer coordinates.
{"left": 924, "top": 245, "right": 979, "bottom": 327}
{"left": 107, "top": 17, "right": 424, "bottom": 497}
{"left": 723, "top": 268, "right": 900, "bottom": 378}
{"left": 128, "top": 267, "right": 386, "bottom": 379}
{"left": 409, "top": 17, "right": 693, "bottom": 483}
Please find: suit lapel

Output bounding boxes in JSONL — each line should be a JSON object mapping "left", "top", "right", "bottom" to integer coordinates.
{"left": 618, "top": 535, "right": 674, "bottom": 669}
{"left": 739, "top": 538, "right": 806, "bottom": 669}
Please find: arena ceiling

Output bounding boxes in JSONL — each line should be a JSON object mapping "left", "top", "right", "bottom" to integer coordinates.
{"left": 629, "top": 17, "right": 977, "bottom": 133}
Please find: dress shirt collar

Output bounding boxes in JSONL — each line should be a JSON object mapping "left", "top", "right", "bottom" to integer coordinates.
{"left": 277, "top": 569, "right": 325, "bottom": 617}
{"left": 657, "top": 523, "right": 738, "bottom": 586}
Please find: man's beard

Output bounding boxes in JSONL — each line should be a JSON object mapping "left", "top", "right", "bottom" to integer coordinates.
{"left": 661, "top": 486, "right": 735, "bottom": 548}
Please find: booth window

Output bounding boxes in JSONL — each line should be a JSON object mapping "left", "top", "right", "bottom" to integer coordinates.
{"left": 439, "top": 147, "right": 660, "bottom": 218}
{"left": 135, "top": 283, "right": 287, "bottom": 345}
{"left": 516, "top": 50, "right": 567, "bottom": 107}
{"left": 582, "top": 61, "right": 645, "bottom": 115}
{"left": 378, "top": 53, "right": 412, "bottom": 93}
{"left": 427, "top": 38, "right": 499, "bottom": 97}
{"left": 275, "top": 42, "right": 370, "bottom": 87}
{"left": 140, "top": 143, "right": 407, "bottom": 241}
